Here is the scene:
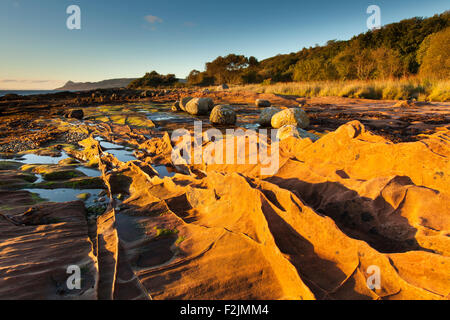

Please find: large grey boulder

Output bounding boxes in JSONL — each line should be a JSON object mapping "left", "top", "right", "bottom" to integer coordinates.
{"left": 180, "top": 97, "right": 193, "bottom": 111}
{"left": 210, "top": 105, "right": 236, "bottom": 125}
{"left": 271, "top": 108, "right": 310, "bottom": 129}
{"left": 255, "top": 99, "right": 271, "bottom": 108}
{"left": 258, "top": 107, "right": 281, "bottom": 126}
{"left": 185, "top": 98, "right": 211, "bottom": 115}
{"left": 203, "top": 97, "right": 214, "bottom": 111}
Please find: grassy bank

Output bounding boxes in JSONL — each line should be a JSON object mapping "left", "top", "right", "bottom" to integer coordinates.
{"left": 228, "top": 79, "right": 450, "bottom": 102}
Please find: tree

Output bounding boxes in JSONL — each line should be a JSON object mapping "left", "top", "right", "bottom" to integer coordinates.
{"left": 128, "top": 71, "right": 177, "bottom": 88}
{"left": 292, "top": 56, "right": 337, "bottom": 81}
{"left": 187, "top": 70, "right": 214, "bottom": 86}
{"left": 419, "top": 27, "right": 450, "bottom": 79}
{"left": 248, "top": 56, "right": 259, "bottom": 67}
{"left": 183, "top": 11, "right": 450, "bottom": 85}
{"left": 332, "top": 48, "right": 357, "bottom": 80}
{"left": 354, "top": 49, "right": 376, "bottom": 80}
{"left": 371, "top": 47, "right": 403, "bottom": 79}
{"left": 205, "top": 54, "right": 250, "bottom": 84}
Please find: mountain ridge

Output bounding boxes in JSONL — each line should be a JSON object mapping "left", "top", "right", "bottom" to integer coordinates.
{"left": 55, "top": 78, "right": 137, "bottom": 91}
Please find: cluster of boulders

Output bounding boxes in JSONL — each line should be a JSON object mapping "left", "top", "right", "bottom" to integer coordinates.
{"left": 171, "top": 96, "right": 317, "bottom": 140}
{"left": 0, "top": 88, "right": 186, "bottom": 108}
{"left": 255, "top": 99, "right": 318, "bottom": 141}
{"left": 140, "top": 89, "right": 175, "bottom": 98}
{"left": 173, "top": 97, "right": 238, "bottom": 125}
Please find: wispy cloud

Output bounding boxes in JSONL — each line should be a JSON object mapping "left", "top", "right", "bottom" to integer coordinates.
{"left": 145, "top": 15, "right": 163, "bottom": 24}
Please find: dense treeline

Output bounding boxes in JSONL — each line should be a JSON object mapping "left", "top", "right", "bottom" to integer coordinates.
{"left": 186, "top": 11, "right": 449, "bottom": 86}
{"left": 128, "top": 71, "right": 177, "bottom": 89}
{"left": 128, "top": 11, "right": 449, "bottom": 89}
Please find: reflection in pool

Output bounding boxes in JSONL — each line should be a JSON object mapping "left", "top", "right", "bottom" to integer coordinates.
{"left": 77, "top": 166, "right": 101, "bottom": 177}
{"left": 146, "top": 112, "right": 186, "bottom": 122}
{"left": 104, "top": 149, "right": 137, "bottom": 163}
{"left": 24, "top": 188, "right": 104, "bottom": 207}
{"left": 154, "top": 165, "right": 176, "bottom": 178}
{"left": 240, "top": 123, "right": 261, "bottom": 130}
{"left": 13, "top": 151, "right": 69, "bottom": 165}
{"left": 95, "top": 136, "right": 137, "bottom": 162}
{"left": 99, "top": 141, "right": 124, "bottom": 150}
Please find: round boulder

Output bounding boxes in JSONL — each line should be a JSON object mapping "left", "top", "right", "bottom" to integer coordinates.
{"left": 217, "top": 84, "right": 229, "bottom": 90}
{"left": 203, "top": 97, "right": 214, "bottom": 111}
{"left": 255, "top": 99, "right": 271, "bottom": 108}
{"left": 180, "top": 96, "right": 193, "bottom": 111}
{"left": 258, "top": 107, "right": 281, "bottom": 127}
{"left": 185, "top": 97, "right": 211, "bottom": 115}
{"left": 210, "top": 105, "right": 237, "bottom": 125}
{"left": 271, "top": 108, "right": 310, "bottom": 129}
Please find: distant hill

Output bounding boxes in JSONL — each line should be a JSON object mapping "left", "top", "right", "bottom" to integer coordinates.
{"left": 55, "top": 78, "right": 137, "bottom": 91}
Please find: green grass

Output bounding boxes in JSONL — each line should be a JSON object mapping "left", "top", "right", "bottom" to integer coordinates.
{"left": 86, "top": 204, "right": 107, "bottom": 217}
{"left": 175, "top": 235, "right": 186, "bottom": 246}
{"left": 228, "top": 78, "right": 450, "bottom": 102}
{"left": 154, "top": 226, "right": 179, "bottom": 238}
{"left": 30, "top": 192, "right": 47, "bottom": 204}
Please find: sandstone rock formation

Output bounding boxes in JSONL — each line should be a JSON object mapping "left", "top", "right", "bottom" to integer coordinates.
{"left": 0, "top": 96, "right": 448, "bottom": 300}
{"left": 90, "top": 121, "right": 449, "bottom": 300}
{"left": 0, "top": 201, "right": 98, "bottom": 299}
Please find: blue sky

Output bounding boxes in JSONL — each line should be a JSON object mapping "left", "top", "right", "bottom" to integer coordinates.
{"left": 0, "top": 0, "right": 448, "bottom": 89}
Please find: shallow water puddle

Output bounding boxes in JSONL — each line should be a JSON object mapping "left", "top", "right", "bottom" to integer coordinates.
{"left": 104, "top": 149, "right": 137, "bottom": 162}
{"left": 240, "top": 122, "right": 261, "bottom": 130}
{"left": 154, "top": 165, "right": 176, "bottom": 178}
{"left": 12, "top": 151, "right": 69, "bottom": 165}
{"left": 24, "top": 188, "right": 104, "bottom": 207}
{"left": 77, "top": 166, "right": 101, "bottom": 177}
{"left": 115, "top": 213, "right": 145, "bottom": 243}
{"left": 99, "top": 141, "right": 124, "bottom": 150}
{"left": 133, "top": 104, "right": 190, "bottom": 122}
{"left": 146, "top": 112, "right": 186, "bottom": 122}
{"left": 94, "top": 136, "right": 137, "bottom": 162}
